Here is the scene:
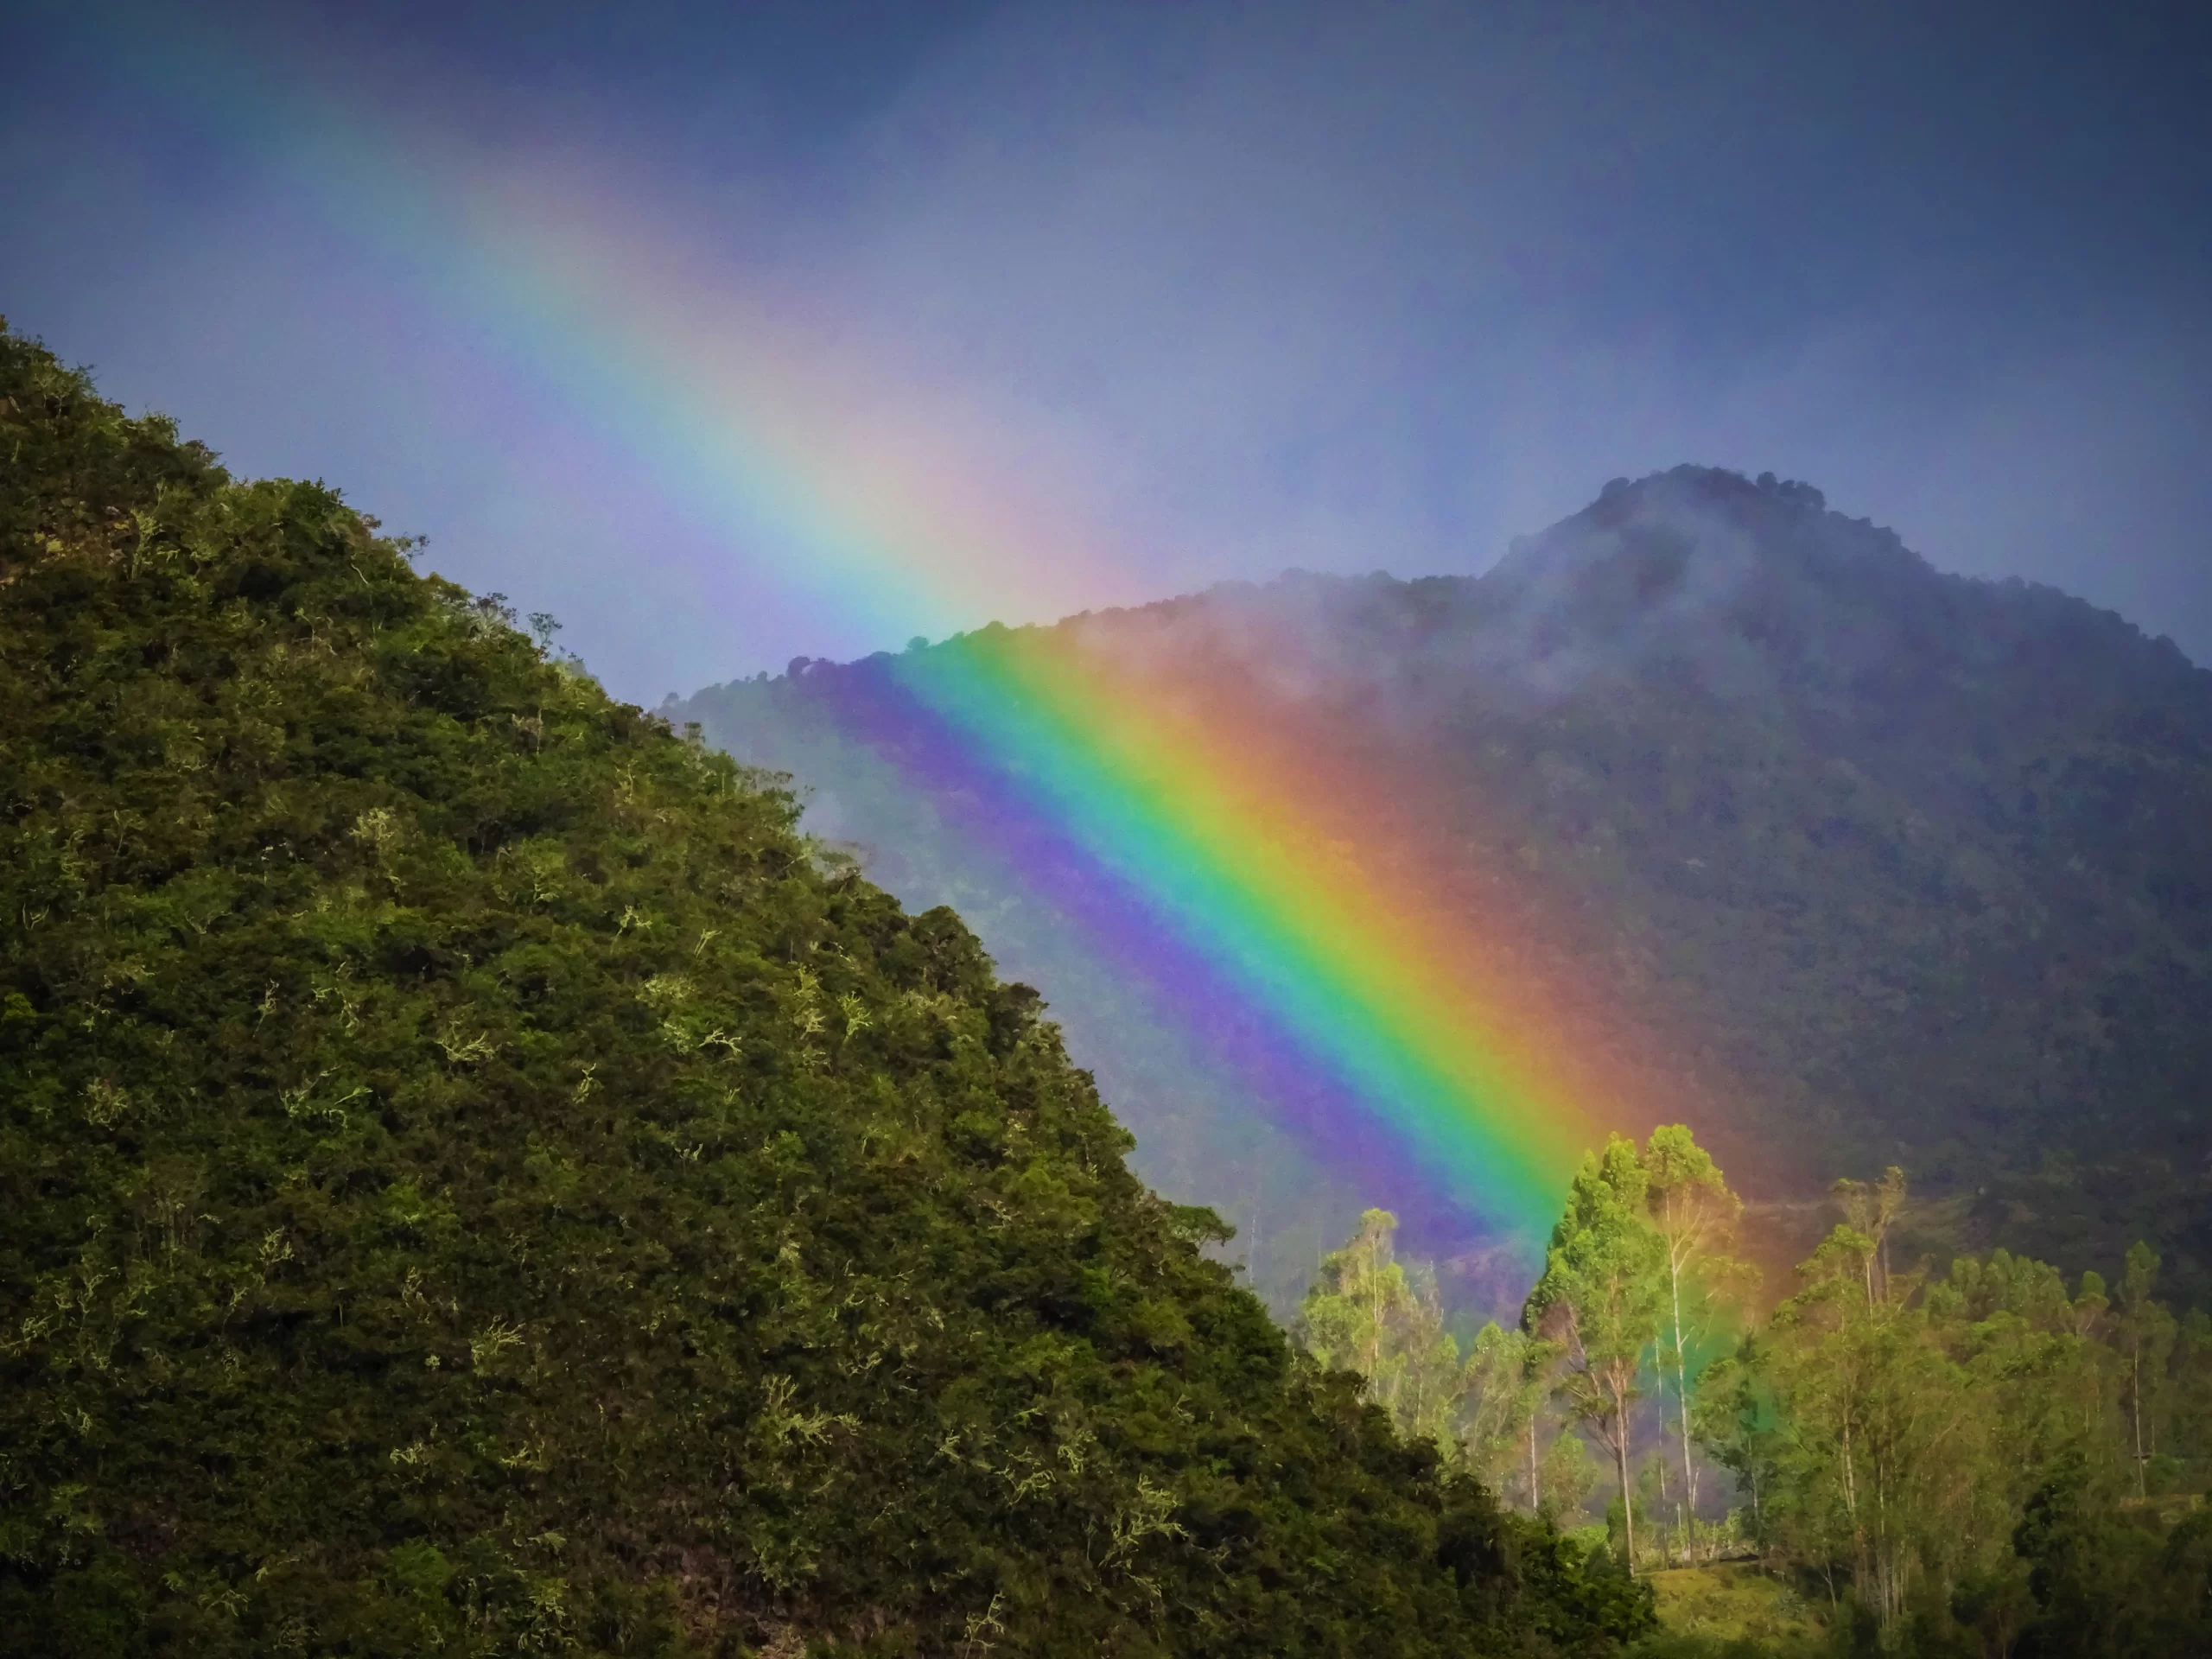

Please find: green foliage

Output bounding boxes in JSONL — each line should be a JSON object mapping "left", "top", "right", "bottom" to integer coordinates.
{"left": 1634, "top": 1561, "right": 1821, "bottom": 1652}
{"left": 1296, "top": 1209, "right": 1463, "bottom": 1446}
{"left": 2113, "top": 1242, "right": 2178, "bottom": 1502}
{"left": 1528, "top": 1137, "right": 1671, "bottom": 1569}
{"left": 0, "top": 324, "right": 1654, "bottom": 1655}
{"left": 1694, "top": 1176, "right": 2212, "bottom": 1653}
{"left": 668, "top": 661, "right": 1371, "bottom": 1320}
{"left": 1501, "top": 1133, "right": 2212, "bottom": 1651}
{"left": 1295, "top": 1150, "right": 2212, "bottom": 1653}
{"left": 1461, "top": 1322, "right": 1554, "bottom": 1508}
{"left": 1295, "top": 1209, "right": 1594, "bottom": 1543}
{"left": 1541, "top": 1434, "right": 1600, "bottom": 1529}
{"left": 1642, "top": 1128, "right": 1751, "bottom": 1567}
{"left": 1298, "top": 1135, "right": 1745, "bottom": 1570}
{"left": 2002, "top": 1468, "right": 2212, "bottom": 1656}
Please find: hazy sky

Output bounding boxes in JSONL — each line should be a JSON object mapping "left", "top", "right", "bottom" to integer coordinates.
{"left": 3, "top": 0, "right": 2207, "bottom": 700}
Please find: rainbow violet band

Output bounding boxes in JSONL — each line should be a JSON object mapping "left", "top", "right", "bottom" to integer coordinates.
{"left": 793, "top": 624, "right": 1611, "bottom": 1245}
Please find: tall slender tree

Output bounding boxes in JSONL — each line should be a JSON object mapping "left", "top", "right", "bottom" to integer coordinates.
{"left": 1459, "top": 1321, "right": 1554, "bottom": 1505}
{"left": 1642, "top": 1125, "right": 1751, "bottom": 1559}
{"left": 1832, "top": 1166, "right": 1907, "bottom": 1306}
{"left": 1525, "top": 1135, "right": 1667, "bottom": 1570}
{"left": 2115, "top": 1242, "right": 2177, "bottom": 1501}
{"left": 1297, "top": 1209, "right": 1462, "bottom": 1443}
{"left": 1298, "top": 1208, "right": 1408, "bottom": 1389}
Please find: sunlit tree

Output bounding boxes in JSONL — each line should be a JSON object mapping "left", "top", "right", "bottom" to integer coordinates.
{"left": 1641, "top": 1124, "right": 1751, "bottom": 1560}
{"left": 1297, "top": 1208, "right": 1461, "bottom": 1443}
{"left": 2116, "top": 1242, "right": 2177, "bottom": 1500}
{"left": 1524, "top": 1135, "right": 1667, "bottom": 1570}
{"left": 1459, "top": 1320, "right": 1554, "bottom": 1507}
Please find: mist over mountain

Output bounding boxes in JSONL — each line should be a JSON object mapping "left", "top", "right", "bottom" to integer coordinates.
{"left": 675, "top": 466, "right": 2212, "bottom": 1310}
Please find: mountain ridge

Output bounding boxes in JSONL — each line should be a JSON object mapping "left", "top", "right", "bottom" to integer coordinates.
{"left": 675, "top": 465, "right": 2212, "bottom": 1310}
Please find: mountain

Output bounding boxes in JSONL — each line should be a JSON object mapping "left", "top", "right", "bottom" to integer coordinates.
{"left": 0, "top": 323, "right": 1653, "bottom": 1654}
{"left": 672, "top": 467, "right": 2212, "bottom": 1310}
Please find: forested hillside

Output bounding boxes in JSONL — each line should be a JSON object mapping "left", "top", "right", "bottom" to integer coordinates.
{"left": 674, "top": 467, "right": 2212, "bottom": 1309}
{"left": 0, "top": 324, "right": 1654, "bottom": 1655}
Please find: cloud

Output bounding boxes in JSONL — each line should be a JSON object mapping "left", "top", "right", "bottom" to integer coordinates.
{"left": 6, "top": 0, "right": 2204, "bottom": 695}
{"left": 757, "top": 0, "right": 2212, "bottom": 664}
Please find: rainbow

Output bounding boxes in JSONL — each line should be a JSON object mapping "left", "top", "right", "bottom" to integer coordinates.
{"left": 788, "top": 626, "right": 1623, "bottom": 1243}
{"left": 86, "top": 3, "right": 1681, "bottom": 1250}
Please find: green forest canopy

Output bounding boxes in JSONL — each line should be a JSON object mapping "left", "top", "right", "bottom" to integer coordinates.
{"left": 0, "top": 324, "right": 1666, "bottom": 1655}
{"left": 1302, "top": 1131, "right": 2212, "bottom": 1657}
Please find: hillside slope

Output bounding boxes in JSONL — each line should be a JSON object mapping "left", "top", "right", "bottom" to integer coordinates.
{"left": 675, "top": 468, "right": 2212, "bottom": 1306}
{"left": 0, "top": 325, "right": 1650, "bottom": 1655}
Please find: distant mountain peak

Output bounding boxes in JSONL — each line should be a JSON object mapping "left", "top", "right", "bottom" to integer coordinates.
{"left": 1479, "top": 466, "right": 2206, "bottom": 723}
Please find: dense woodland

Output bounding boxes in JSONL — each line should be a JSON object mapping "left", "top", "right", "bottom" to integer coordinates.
{"left": 1301, "top": 1131, "right": 2212, "bottom": 1654}
{"left": 0, "top": 327, "right": 1664, "bottom": 1653}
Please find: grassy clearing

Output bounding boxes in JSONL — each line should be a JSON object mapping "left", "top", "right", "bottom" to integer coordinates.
{"left": 1643, "top": 1560, "right": 1825, "bottom": 1647}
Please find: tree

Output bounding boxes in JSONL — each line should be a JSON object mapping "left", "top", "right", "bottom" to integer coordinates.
{"left": 1541, "top": 1429, "right": 1600, "bottom": 1526}
{"left": 1689, "top": 1333, "right": 1781, "bottom": 1546}
{"left": 1393, "top": 1257, "right": 1468, "bottom": 1446}
{"left": 1297, "top": 1208, "right": 1462, "bottom": 1444}
{"left": 1299, "top": 1208, "right": 1405, "bottom": 1385}
{"left": 2115, "top": 1242, "right": 2177, "bottom": 1500}
{"left": 1524, "top": 1135, "right": 1667, "bottom": 1571}
{"left": 1743, "top": 1221, "right": 1963, "bottom": 1624}
{"left": 1459, "top": 1320, "right": 1554, "bottom": 1507}
{"left": 1640, "top": 1124, "right": 1751, "bottom": 1560}
{"left": 1832, "top": 1166, "right": 1907, "bottom": 1306}
{"left": 1681, "top": 1162, "right": 2212, "bottom": 1649}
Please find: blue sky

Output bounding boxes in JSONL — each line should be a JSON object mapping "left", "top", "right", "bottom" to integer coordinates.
{"left": 3, "top": 0, "right": 2207, "bottom": 700}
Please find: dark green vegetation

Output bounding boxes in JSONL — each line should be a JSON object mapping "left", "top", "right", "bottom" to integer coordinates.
{"left": 0, "top": 322, "right": 1655, "bottom": 1654}
{"left": 674, "top": 468, "right": 2212, "bottom": 1310}
{"left": 671, "top": 668, "right": 1376, "bottom": 1321}
{"left": 1311, "top": 1135, "right": 2212, "bottom": 1656}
